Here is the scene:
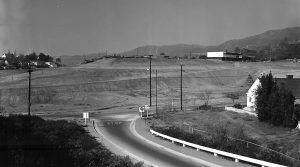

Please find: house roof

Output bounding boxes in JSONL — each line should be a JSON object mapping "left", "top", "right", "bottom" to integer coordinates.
{"left": 275, "top": 78, "right": 300, "bottom": 98}
{"left": 246, "top": 78, "right": 260, "bottom": 95}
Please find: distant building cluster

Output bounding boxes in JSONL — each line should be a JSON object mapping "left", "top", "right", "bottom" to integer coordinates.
{"left": 0, "top": 51, "right": 57, "bottom": 70}
{"left": 115, "top": 49, "right": 256, "bottom": 62}
{"left": 206, "top": 51, "right": 254, "bottom": 61}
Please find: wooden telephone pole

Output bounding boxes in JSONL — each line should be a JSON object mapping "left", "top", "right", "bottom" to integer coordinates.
{"left": 27, "top": 65, "right": 33, "bottom": 116}
{"left": 156, "top": 70, "right": 158, "bottom": 115}
{"left": 181, "top": 64, "right": 183, "bottom": 111}
{"left": 149, "top": 55, "right": 152, "bottom": 106}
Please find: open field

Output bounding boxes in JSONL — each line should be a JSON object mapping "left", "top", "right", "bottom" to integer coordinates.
{"left": 1, "top": 58, "right": 300, "bottom": 162}
{"left": 1, "top": 58, "right": 300, "bottom": 115}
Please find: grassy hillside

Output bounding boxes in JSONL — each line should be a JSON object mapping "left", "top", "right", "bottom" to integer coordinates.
{"left": 1, "top": 58, "right": 300, "bottom": 115}
{"left": 60, "top": 53, "right": 106, "bottom": 66}
{"left": 121, "top": 44, "right": 209, "bottom": 57}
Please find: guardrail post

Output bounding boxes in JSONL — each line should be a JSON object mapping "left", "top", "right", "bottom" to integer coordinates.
{"left": 196, "top": 148, "right": 199, "bottom": 151}
{"left": 235, "top": 159, "right": 239, "bottom": 163}
{"left": 214, "top": 153, "right": 218, "bottom": 157}
{"left": 183, "top": 144, "right": 185, "bottom": 147}
{"left": 172, "top": 140, "right": 174, "bottom": 144}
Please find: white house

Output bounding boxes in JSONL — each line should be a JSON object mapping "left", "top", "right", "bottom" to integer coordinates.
{"left": 246, "top": 75, "right": 300, "bottom": 111}
{"left": 246, "top": 78, "right": 261, "bottom": 111}
{"left": 1, "top": 54, "right": 6, "bottom": 59}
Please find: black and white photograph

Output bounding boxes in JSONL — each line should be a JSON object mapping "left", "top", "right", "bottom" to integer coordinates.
{"left": 0, "top": 0, "right": 300, "bottom": 166}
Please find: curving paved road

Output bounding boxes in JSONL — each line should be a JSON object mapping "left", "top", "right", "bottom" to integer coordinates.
{"left": 94, "top": 112, "right": 211, "bottom": 167}
{"left": 93, "top": 112, "right": 248, "bottom": 167}
{"left": 104, "top": 121, "right": 206, "bottom": 167}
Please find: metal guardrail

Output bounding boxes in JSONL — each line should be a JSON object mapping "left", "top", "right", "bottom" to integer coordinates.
{"left": 161, "top": 111, "right": 296, "bottom": 162}
{"left": 150, "top": 129, "right": 287, "bottom": 167}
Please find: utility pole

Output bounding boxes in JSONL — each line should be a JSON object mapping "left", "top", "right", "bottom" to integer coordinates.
{"left": 181, "top": 64, "right": 183, "bottom": 111}
{"left": 172, "top": 99, "right": 174, "bottom": 112}
{"left": 269, "top": 47, "right": 272, "bottom": 61}
{"left": 27, "top": 65, "right": 33, "bottom": 116}
{"left": 156, "top": 70, "right": 158, "bottom": 115}
{"left": 149, "top": 55, "right": 152, "bottom": 106}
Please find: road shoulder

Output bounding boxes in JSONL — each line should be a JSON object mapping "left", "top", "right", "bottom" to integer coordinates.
{"left": 133, "top": 118, "right": 250, "bottom": 167}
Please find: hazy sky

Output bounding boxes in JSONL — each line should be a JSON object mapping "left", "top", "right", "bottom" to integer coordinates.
{"left": 0, "top": 0, "right": 300, "bottom": 56}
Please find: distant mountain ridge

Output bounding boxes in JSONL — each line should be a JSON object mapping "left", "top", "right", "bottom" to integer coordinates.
{"left": 218, "top": 27, "right": 300, "bottom": 51}
{"left": 122, "top": 26, "right": 300, "bottom": 57}
{"left": 62, "top": 26, "right": 300, "bottom": 63}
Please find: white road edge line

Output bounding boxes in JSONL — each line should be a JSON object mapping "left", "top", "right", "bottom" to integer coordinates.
{"left": 91, "top": 118, "right": 159, "bottom": 167}
{"left": 129, "top": 118, "right": 223, "bottom": 167}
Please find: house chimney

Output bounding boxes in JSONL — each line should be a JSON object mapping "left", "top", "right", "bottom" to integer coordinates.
{"left": 286, "top": 75, "right": 293, "bottom": 79}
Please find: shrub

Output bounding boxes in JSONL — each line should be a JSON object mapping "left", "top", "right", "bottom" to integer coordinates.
{"left": 151, "top": 125, "right": 296, "bottom": 166}
{"left": 233, "top": 103, "right": 243, "bottom": 109}
{"left": 242, "top": 115, "right": 254, "bottom": 121}
{"left": 0, "top": 115, "right": 140, "bottom": 167}
{"left": 197, "top": 104, "right": 211, "bottom": 110}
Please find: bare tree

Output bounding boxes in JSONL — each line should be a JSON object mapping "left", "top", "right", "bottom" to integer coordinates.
{"left": 198, "top": 89, "right": 212, "bottom": 109}
{"left": 8, "top": 95, "right": 18, "bottom": 107}
{"left": 225, "top": 92, "right": 242, "bottom": 104}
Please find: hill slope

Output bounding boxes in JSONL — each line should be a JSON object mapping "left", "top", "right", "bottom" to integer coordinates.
{"left": 60, "top": 53, "right": 106, "bottom": 66}
{"left": 121, "top": 44, "right": 210, "bottom": 57}
{"left": 122, "top": 27, "right": 300, "bottom": 58}
{"left": 218, "top": 27, "right": 300, "bottom": 51}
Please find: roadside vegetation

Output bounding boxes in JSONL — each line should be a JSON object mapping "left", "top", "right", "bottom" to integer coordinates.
{"left": 0, "top": 115, "right": 143, "bottom": 167}
{"left": 151, "top": 124, "right": 299, "bottom": 166}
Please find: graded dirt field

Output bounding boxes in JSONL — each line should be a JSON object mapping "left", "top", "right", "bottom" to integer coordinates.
{"left": 1, "top": 58, "right": 300, "bottom": 115}
{"left": 1, "top": 58, "right": 300, "bottom": 161}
